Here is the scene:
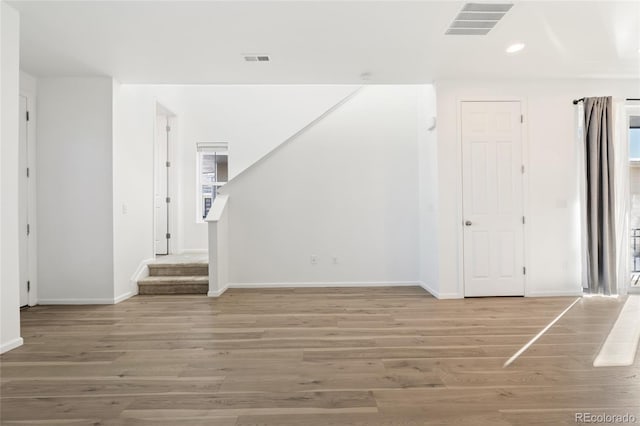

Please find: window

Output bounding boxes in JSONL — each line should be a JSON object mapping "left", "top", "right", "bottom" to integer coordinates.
{"left": 197, "top": 143, "right": 228, "bottom": 221}
{"left": 630, "top": 127, "right": 640, "bottom": 161}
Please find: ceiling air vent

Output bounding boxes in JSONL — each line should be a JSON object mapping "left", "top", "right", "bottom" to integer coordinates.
{"left": 445, "top": 3, "right": 513, "bottom": 35}
{"left": 243, "top": 54, "right": 270, "bottom": 62}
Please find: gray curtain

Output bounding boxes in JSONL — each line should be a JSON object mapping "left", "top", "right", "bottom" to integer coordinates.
{"left": 583, "top": 96, "right": 616, "bottom": 295}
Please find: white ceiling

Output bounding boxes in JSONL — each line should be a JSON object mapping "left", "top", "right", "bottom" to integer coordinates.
{"left": 8, "top": 0, "right": 640, "bottom": 84}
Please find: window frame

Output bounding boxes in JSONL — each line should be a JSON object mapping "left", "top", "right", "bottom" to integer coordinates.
{"left": 196, "top": 142, "right": 229, "bottom": 223}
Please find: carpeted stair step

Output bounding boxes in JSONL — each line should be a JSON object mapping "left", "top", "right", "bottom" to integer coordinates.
{"left": 148, "top": 263, "right": 208, "bottom": 277}
{"left": 138, "top": 275, "right": 208, "bottom": 295}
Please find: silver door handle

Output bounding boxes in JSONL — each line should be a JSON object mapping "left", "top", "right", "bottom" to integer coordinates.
{"left": 465, "top": 221, "right": 472, "bottom": 226}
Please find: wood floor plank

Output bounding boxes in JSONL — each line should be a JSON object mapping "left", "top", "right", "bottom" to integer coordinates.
{"left": 1, "top": 287, "right": 638, "bottom": 425}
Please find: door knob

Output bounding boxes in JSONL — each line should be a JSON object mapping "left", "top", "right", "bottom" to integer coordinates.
{"left": 465, "top": 220, "right": 472, "bottom": 226}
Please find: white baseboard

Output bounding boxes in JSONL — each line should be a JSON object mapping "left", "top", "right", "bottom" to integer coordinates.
{"left": 208, "top": 284, "right": 229, "bottom": 298}
{"left": 628, "top": 286, "right": 640, "bottom": 295}
{"left": 525, "top": 289, "right": 584, "bottom": 297}
{"left": 419, "top": 281, "right": 438, "bottom": 297}
{"left": 228, "top": 281, "right": 422, "bottom": 289}
{"left": 129, "top": 258, "right": 153, "bottom": 296}
{"left": 207, "top": 281, "right": 423, "bottom": 298}
{"left": 114, "top": 291, "right": 136, "bottom": 304}
{"left": 181, "top": 249, "right": 208, "bottom": 254}
{"left": 37, "top": 298, "right": 116, "bottom": 305}
{"left": 0, "top": 337, "right": 24, "bottom": 354}
{"left": 418, "top": 281, "right": 463, "bottom": 299}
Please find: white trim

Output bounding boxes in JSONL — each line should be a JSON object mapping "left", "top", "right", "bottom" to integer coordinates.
{"left": 525, "top": 289, "right": 584, "bottom": 297}
{"left": 37, "top": 298, "right": 117, "bottom": 305}
{"left": 419, "top": 281, "right": 463, "bottom": 299}
{"left": 221, "top": 86, "right": 363, "bottom": 192}
{"left": 181, "top": 249, "right": 208, "bottom": 254}
{"left": 455, "top": 97, "right": 465, "bottom": 299}
{"left": 208, "top": 284, "right": 229, "bottom": 298}
{"left": 457, "top": 97, "right": 528, "bottom": 298}
{"left": 114, "top": 291, "right": 135, "bottom": 304}
{"left": 0, "top": 337, "right": 24, "bottom": 354}
{"left": 197, "top": 142, "right": 228, "bottom": 152}
{"left": 196, "top": 146, "right": 228, "bottom": 223}
{"left": 435, "top": 292, "right": 464, "bottom": 299}
{"left": 208, "top": 281, "right": 426, "bottom": 298}
{"left": 119, "top": 257, "right": 153, "bottom": 304}
{"left": 152, "top": 106, "right": 179, "bottom": 255}
{"left": 130, "top": 258, "right": 152, "bottom": 286}
{"left": 419, "top": 281, "right": 438, "bottom": 297}
{"left": 228, "top": 281, "right": 422, "bottom": 289}
{"left": 18, "top": 88, "right": 38, "bottom": 307}
{"left": 205, "top": 194, "right": 228, "bottom": 222}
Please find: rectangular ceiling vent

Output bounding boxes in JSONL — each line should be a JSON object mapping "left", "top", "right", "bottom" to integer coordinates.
{"left": 445, "top": 3, "right": 513, "bottom": 35}
{"left": 243, "top": 55, "right": 270, "bottom": 62}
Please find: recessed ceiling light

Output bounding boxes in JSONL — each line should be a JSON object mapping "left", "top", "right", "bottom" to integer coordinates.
{"left": 506, "top": 42, "right": 525, "bottom": 54}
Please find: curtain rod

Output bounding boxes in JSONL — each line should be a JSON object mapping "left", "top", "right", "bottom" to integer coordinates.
{"left": 573, "top": 97, "right": 640, "bottom": 105}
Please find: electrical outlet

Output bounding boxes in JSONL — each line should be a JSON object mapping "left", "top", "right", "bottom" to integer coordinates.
{"left": 122, "top": 204, "right": 128, "bottom": 214}
{"left": 310, "top": 255, "right": 319, "bottom": 265}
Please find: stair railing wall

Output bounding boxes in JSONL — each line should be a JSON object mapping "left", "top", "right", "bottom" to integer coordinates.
{"left": 205, "top": 194, "right": 229, "bottom": 296}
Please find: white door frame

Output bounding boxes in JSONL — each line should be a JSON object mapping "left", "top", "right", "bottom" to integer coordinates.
{"left": 18, "top": 93, "right": 38, "bottom": 307}
{"left": 153, "top": 102, "right": 178, "bottom": 257}
{"left": 456, "top": 97, "right": 530, "bottom": 297}
{"left": 624, "top": 104, "right": 640, "bottom": 294}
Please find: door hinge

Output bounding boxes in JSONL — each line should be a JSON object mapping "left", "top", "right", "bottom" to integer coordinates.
{"left": 523, "top": 266, "right": 526, "bottom": 275}
{"left": 165, "top": 197, "right": 171, "bottom": 203}
{"left": 521, "top": 165, "right": 525, "bottom": 174}
{"left": 27, "top": 281, "right": 31, "bottom": 292}
{"left": 26, "top": 111, "right": 30, "bottom": 122}
{"left": 166, "top": 125, "right": 171, "bottom": 132}
{"left": 522, "top": 216, "right": 526, "bottom": 224}
{"left": 520, "top": 114, "right": 524, "bottom": 123}
{"left": 165, "top": 161, "right": 171, "bottom": 168}
{"left": 27, "top": 224, "right": 30, "bottom": 236}
{"left": 166, "top": 233, "right": 171, "bottom": 239}
{"left": 26, "top": 168, "right": 30, "bottom": 178}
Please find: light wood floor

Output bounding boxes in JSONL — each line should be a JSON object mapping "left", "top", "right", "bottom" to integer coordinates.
{"left": 1, "top": 287, "right": 639, "bottom": 425}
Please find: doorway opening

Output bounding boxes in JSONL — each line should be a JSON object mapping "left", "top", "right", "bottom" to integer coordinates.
{"left": 154, "top": 104, "right": 176, "bottom": 256}
{"left": 627, "top": 112, "right": 640, "bottom": 293}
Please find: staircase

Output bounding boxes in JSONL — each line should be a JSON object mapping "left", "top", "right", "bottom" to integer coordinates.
{"left": 138, "top": 261, "right": 209, "bottom": 295}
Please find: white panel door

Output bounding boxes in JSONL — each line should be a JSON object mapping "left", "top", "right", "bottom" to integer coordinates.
{"left": 154, "top": 115, "right": 169, "bottom": 255}
{"left": 462, "top": 101, "right": 524, "bottom": 297}
{"left": 18, "top": 96, "right": 29, "bottom": 306}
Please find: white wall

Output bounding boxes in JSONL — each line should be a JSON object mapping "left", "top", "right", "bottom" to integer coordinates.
{"left": 206, "top": 194, "right": 229, "bottom": 296}
{"left": 0, "top": 1, "right": 23, "bottom": 353}
{"left": 112, "top": 84, "right": 166, "bottom": 301}
{"left": 417, "top": 85, "right": 439, "bottom": 296}
{"left": 435, "top": 79, "right": 640, "bottom": 298}
{"left": 220, "top": 85, "right": 423, "bottom": 286}
{"left": 113, "top": 84, "right": 360, "bottom": 291}
{"left": 172, "top": 85, "right": 359, "bottom": 251}
{"left": 37, "top": 77, "right": 115, "bottom": 303}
